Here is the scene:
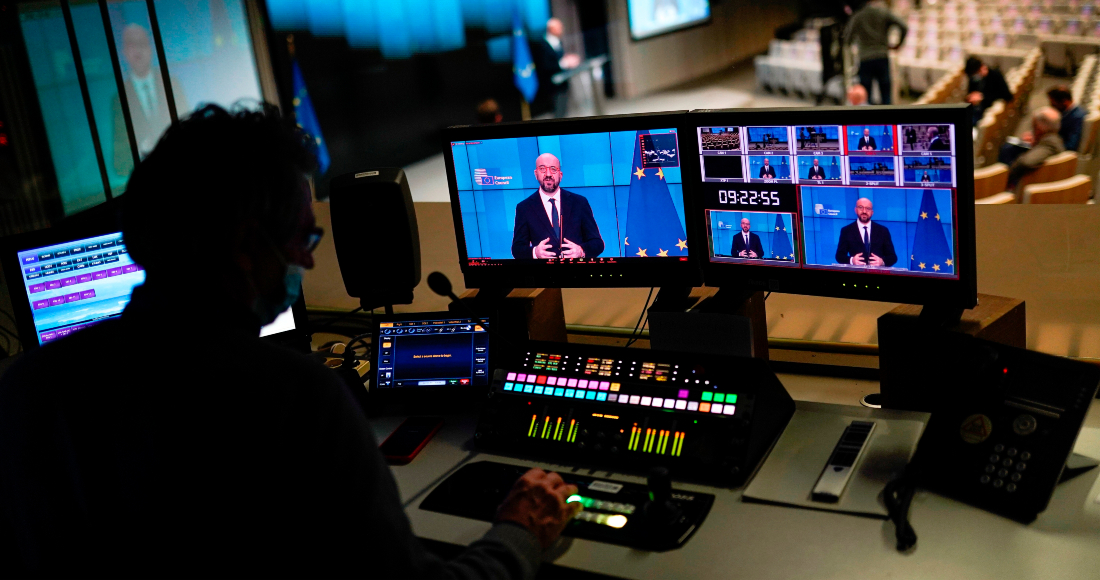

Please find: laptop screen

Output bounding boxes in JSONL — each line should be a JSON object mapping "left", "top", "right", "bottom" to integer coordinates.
{"left": 16, "top": 232, "right": 295, "bottom": 346}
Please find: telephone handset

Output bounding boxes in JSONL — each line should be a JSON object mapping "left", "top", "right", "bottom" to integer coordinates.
{"left": 906, "top": 334, "right": 1099, "bottom": 523}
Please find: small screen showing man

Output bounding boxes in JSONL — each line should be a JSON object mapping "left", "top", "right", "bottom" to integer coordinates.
{"left": 901, "top": 124, "right": 953, "bottom": 153}
{"left": 511, "top": 153, "right": 604, "bottom": 259}
{"left": 834, "top": 198, "right": 898, "bottom": 267}
{"left": 846, "top": 125, "right": 895, "bottom": 155}
{"left": 746, "top": 156, "right": 791, "bottom": 181}
{"left": 902, "top": 156, "right": 953, "bottom": 186}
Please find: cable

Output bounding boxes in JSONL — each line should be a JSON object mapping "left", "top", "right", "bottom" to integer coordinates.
{"left": 764, "top": 291, "right": 772, "bottom": 301}
{"left": 310, "top": 306, "right": 365, "bottom": 335}
{"left": 624, "top": 287, "right": 655, "bottom": 348}
{"left": 883, "top": 465, "right": 919, "bottom": 551}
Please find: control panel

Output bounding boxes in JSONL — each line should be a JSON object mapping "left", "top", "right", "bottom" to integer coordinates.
{"left": 473, "top": 342, "right": 795, "bottom": 486}
{"left": 420, "top": 461, "right": 714, "bottom": 551}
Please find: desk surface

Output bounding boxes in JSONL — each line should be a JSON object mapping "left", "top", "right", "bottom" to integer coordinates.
{"left": 375, "top": 373, "right": 1100, "bottom": 580}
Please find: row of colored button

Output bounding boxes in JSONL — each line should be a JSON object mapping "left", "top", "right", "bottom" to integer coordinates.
{"left": 21, "top": 239, "right": 121, "bottom": 264}
{"left": 502, "top": 382, "right": 736, "bottom": 415}
{"left": 701, "top": 392, "right": 737, "bottom": 404}
{"left": 26, "top": 265, "right": 141, "bottom": 294}
{"left": 566, "top": 494, "right": 636, "bottom": 514}
{"left": 31, "top": 289, "right": 96, "bottom": 310}
{"left": 506, "top": 372, "right": 619, "bottom": 391}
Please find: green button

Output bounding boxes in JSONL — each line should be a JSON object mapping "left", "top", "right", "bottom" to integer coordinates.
{"left": 713, "top": 393, "right": 725, "bottom": 403}
{"left": 701, "top": 392, "right": 713, "bottom": 401}
{"left": 726, "top": 394, "right": 737, "bottom": 403}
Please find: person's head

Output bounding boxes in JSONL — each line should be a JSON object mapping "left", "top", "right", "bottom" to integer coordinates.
{"left": 965, "top": 56, "right": 987, "bottom": 78}
{"left": 813, "top": 158, "right": 820, "bottom": 166}
{"left": 546, "top": 17, "right": 563, "bottom": 37}
{"left": 855, "top": 197, "right": 874, "bottom": 224}
{"left": 927, "top": 126, "right": 939, "bottom": 140}
{"left": 476, "top": 98, "right": 503, "bottom": 124}
{"left": 534, "top": 153, "right": 562, "bottom": 193}
{"left": 863, "top": 128, "right": 870, "bottom": 137}
{"left": 123, "top": 103, "right": 319, "bottom": 324}
{"left": 1032, "top": 106, "right": 1062, "bottom": 138}
{"left": 847, "top": 84, "right": 868, "bottom": 106}
{"left": 763, "top": 158, "right": 770, "bottom": 166}
{"left": 122, "top": 23, "right": 152, "bottom": 77}
{"left": 741, "top": 218, "right": 751, "bottom": 233}
{"left": 1047, "top": 85, "right": 1074, "bottom": 112}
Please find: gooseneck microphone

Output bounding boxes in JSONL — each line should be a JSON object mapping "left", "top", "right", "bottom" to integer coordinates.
{"left": 427, "top": 271, "right": 490, "bottom": 329}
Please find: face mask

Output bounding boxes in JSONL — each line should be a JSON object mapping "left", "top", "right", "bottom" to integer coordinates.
{"left": 252, "top": 263, "right": 304, "bottom": 325}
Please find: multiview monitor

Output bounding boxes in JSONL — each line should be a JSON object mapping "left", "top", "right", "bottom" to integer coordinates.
{"left": 685, "top": 105, "right": 977, "bottom": 308}
{"left": 2, "top": 229, "right": 307, "bottom": 350}
{"left": 443, "top": 112, "right": 700, "bottom": 288}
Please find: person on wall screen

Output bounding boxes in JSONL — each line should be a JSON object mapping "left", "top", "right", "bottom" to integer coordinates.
{"left": 759, "top": 157, "right": 777, "bottom": 178}
{"left": 807, "top": 158, "right": 826, "bottom": 179}
{"left": 732, "top": 218, "right": 764, "bottom": 259}
{"left": 511, "top": 153, "right": 604, "bottom": 259}
{"left": 834, "top": 197, "right": 897, "bottom": 267}
{"left": 857, "top": 128, "right": 877, "bottom": 151}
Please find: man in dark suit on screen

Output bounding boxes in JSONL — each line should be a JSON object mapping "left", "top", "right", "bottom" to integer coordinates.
{"left": 926, "top": 126, "right": 950, "bottom": 151}
{"left": 731, "top": 218, "right": 764, "bottom": 259}
{"left": 511, "top": 153, "right": 604, "bottom": 259}
{"left": 807, "top": 158, "right": 826, "bottom": 179}
{"left": 759, "top": 157, "right": 777, "bottom": 178}
{"left": 834, "top": 197, "right": 897, "bottom": 267}
{"left": 857, "top": 128, "right": 877, "bottom": 151}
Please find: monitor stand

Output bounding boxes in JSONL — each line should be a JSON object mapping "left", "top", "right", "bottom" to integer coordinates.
{"left": 647, "top": 286, "right": 769, "bottom": 360}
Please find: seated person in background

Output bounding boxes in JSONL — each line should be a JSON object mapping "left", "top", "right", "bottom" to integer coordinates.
{"left": 732, "top": 218, "right": 764, "bottom": 258}
{"left": 477, "top": 98, "right": 504, "bottom": 124}
{"left": 847, "top": 83, "right": 869, "bottom": 106}
{"left": 966, "top": 56, "right": 1014, "bottom": 126}
{"left": 1007, "top": 106, "right": 1065, "bottom": 189}
{"left": 0, "top": 104, "right": 578, "bottom": 578}
{"left": 1047, "top": 85, "right": 1085, "bottom": 152}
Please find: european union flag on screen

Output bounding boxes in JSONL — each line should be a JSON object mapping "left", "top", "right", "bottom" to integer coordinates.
{"left": 625, "top": 131, "right": 687, "bottom": 258}
{"left": 292, "top": 59, "right": 331, "bottom": 175}
{"left": 910, "top": 190, "right": 953, "bottom": 274}
{"left": 511, "top": 8, "right": 538, "bottom": 103}
{"left": 772, "top": 214, "right": 794, "bottom": 260}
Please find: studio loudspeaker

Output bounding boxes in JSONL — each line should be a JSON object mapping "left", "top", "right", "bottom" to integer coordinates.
{"left": 329, "top": 168, "right": 421, "bottom": 310}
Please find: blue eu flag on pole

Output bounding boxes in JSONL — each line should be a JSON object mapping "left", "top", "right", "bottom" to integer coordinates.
{"left": 512, "top": 8, "right": 538, "bottom": 103}
{"left": 909, "top": 190, "right": 954, "bottom": 274}
{"left": 771, "top": 213, "right": 795, "bottom": 260}
{"left": 292, "top": 59, "right": 331, "bottom": 175}
{"left": 624, "top": 131, "right": 687, "bottom": 258}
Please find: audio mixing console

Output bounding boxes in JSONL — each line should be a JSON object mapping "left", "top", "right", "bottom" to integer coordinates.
{"left": 473, "top": 342, "right": 795, "bottom": 486}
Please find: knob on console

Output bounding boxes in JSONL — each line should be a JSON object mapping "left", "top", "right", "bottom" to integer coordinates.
{"left": 644, "top": 466, "right": 681, "bottom": 526}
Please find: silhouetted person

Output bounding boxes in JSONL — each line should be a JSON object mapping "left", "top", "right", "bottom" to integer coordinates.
{"left": 966, "top": 56, "right": 1013, "bottom": 126}
{"left": 845, "top": 0, "right": 907, "bottom": 104}
{"left": 477, "top": 98, "right": 504, "bottom": 124}
{"left": 0, "top": 104, "right": 578, "bottom": 578}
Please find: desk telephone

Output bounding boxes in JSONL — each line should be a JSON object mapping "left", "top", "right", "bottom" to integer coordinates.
{"left": 901, "top": 333, "right": 1099, "bottom": 524}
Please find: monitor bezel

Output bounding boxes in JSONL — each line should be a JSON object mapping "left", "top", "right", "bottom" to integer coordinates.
{"left": 443, "top": 111, "right": 703, "bottom": 289}
{"left": 683, "top": 105, "right": 978, "bottom": 308}
{"left": 0, "top": 225, "right": 311, "bottom": 351}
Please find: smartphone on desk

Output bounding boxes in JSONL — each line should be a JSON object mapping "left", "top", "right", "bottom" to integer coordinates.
{"left": 380, "top": 417, "right": 444, "bottom": 465}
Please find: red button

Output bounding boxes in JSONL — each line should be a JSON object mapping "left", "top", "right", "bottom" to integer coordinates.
{"left": 459, "top": 379, "right": 470, "bottom": 385}
{"left": 536, "top": 375, "right": 547, "bottom": 384}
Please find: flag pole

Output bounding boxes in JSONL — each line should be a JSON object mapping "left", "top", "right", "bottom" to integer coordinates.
{"left": 521, "top": 99, "right": 531, "bottom": 121}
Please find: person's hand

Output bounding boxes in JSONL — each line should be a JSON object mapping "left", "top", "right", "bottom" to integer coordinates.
{"left": 534, "top": 238, "right": 557, "bottom": 259}
{"left": 560, "top": 238, "right": 585, "bottom": 259}
{"left": 748, "top": 251, "right": 758, "bottom": 258}
{"left": 966, "top": 91, "right": 983, "bottom": 105}
{"left": 738, "top": 250, "right": 747, "bottom": 257}
{"left": 868, "top": 253, "right": 885, "bottom": 266}
{"left": 561, "top": 53, "right": 582, "bottom": 69}
{"left": 1022, "top": 131, "right": 1035, "bottom": 146}
{"left": 851, "top": 254, "right": 867, "bottom": 266}
{"left": 496, "top": 468, "right": 581, "bottom": 549}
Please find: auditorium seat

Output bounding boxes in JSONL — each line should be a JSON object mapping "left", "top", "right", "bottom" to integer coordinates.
{"left": 974, "top": 163, "right": 1010, "bottom": 200}
{"left": 1021, "top": 174, "right": 1093, "bottom": 203}
{"left": 1014, "top": 150, "right": 1080, "bottom": 194}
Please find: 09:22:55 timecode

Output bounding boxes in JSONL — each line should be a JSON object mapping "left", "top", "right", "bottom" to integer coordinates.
{"left": 718, "top": 190, "right": 780, "bottom": 205}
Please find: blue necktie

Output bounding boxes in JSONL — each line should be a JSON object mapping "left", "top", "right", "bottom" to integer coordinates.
{"left": 550, "top": 198, "right": 561, "bottom": 251}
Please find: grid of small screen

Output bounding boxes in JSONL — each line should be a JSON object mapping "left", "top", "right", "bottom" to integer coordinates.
{"left": 695, "top": 123, "right": 959, "bottom": 279}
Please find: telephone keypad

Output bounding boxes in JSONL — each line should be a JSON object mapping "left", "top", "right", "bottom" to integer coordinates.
{"left": 982, "top": 443, "right": 1031, "bottom": 492}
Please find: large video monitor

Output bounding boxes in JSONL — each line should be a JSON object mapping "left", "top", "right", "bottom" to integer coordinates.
{"left": 2, "top": 229, "right": 308, "bottom": 350}
{"left": 443, "top": 112, "right": 700, "bottom": 288}
{"left": 684, "top": 105, "right": 977, "bottom": 308}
